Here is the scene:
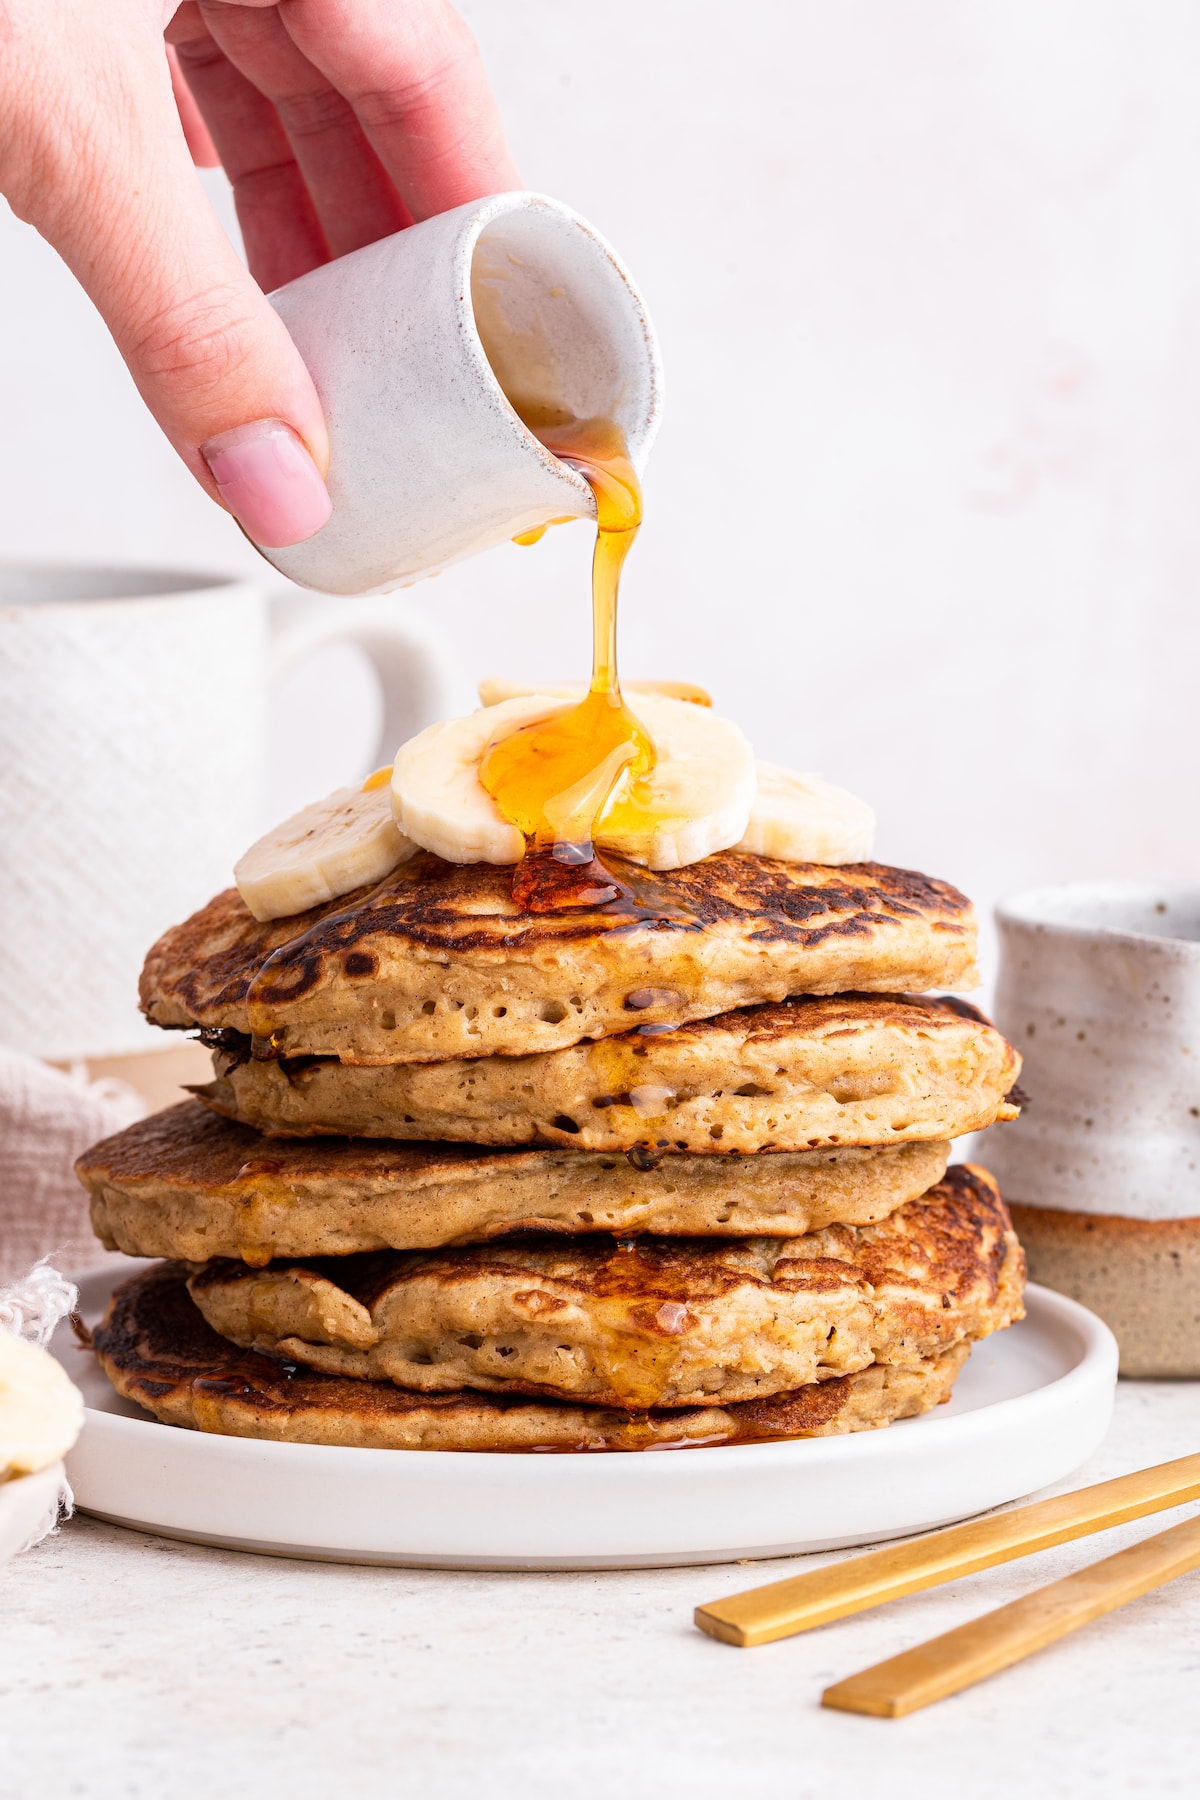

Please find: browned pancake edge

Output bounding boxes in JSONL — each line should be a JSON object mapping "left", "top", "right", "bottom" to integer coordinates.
{"left": 139, "top": 851, "right": 978, "bottom": 1063}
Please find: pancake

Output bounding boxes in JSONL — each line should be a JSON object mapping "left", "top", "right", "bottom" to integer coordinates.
{"left": 93, "top": 1260, "right": 971, "bottom": 1452}
{"left": 79, "top": 1101, "right": 951, "bottom": 1263}
{"left": 201, "top": 993, "right": 1020, "bottom": 1153}
{"left": 187, "top": 1166, "right": 1024, "bottom": 1410}
{"left": 139, "top": 851, "right": 978, "bottom": 1064}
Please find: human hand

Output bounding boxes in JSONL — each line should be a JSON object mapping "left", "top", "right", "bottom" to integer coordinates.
{"left": 0, "top": 1, "right": 518, "bottom": 546}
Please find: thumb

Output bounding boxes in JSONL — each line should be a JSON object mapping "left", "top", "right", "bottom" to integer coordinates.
{"left": 26, "top": 24, "right": 331, "bottom": 548}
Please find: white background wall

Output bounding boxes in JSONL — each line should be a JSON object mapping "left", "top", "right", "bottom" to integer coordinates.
{"left": 3, "top": 0, "right": 1200, "bottom": 981}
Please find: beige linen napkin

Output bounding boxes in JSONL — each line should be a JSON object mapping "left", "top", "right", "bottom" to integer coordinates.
{"left": 0, "top": 1048, "right": 145, "bottom": 1283}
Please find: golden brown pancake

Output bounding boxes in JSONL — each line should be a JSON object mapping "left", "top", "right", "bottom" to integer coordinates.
{"left": 139, "top": 851, "right": 978, "bottom": 1064}
{"left": 93, "top": 1260, "right": 970, "bottom": 1452}
{"left": 187, "top": 1166, "right": 1024, "bottom": 1410}
{"left": 79, "top": 1101, "right": 950, "bottom": 1263}
{"left": 201, "top": 993, "right": 1020, "bottom": 1153}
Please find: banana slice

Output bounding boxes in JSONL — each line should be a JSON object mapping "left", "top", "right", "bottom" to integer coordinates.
{"left": 234, "top": 772, "right": 418, "bottom": 922}
{"left": 737, "top": 762, "right": 875, "bottom": 865}
{"left": 393, "top": 693, "right": 754, "bottom": 871}
{"left": 593, "top": 694, "right": 755, "bottom": 869}
{"left": 0, "top": 1330, "right": 84, "bottom": 1480}
{"left": 478, "top": 677, "right": 712, "bottom": 708}
{"left": 392, "top": 695, "right": 569, "bottom": 864}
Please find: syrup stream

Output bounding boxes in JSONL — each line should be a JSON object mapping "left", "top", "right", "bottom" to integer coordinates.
{"left": 480, "top": 414, "right": 654, "bottom": 910}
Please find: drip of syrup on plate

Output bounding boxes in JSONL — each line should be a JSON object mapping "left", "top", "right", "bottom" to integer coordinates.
{"left": 480, "top": 411, "right": 655, "bottom": 911}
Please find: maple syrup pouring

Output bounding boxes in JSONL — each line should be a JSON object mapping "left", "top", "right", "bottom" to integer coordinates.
{"left": 245, "top": 422, "right": 679, "bottom": 1055}
{"left": 480, "top": 413, "right": 655, "bottom": 911}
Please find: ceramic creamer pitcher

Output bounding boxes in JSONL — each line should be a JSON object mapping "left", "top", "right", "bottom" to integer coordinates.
{"left": 258, "top": 191, "right": 663, "bottom": 597}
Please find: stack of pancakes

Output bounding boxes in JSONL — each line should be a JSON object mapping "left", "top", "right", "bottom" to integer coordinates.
{"left": 77, "top": 851, "right": 1027, "bottom": 1452}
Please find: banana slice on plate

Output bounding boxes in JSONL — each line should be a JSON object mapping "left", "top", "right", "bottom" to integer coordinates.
{"left": 478, "top": 676, "right": 712, "bottom": 708}
{"left": 234, "top": 771, "right": 418, "bottom": 922}
{"left": 393, "top": 693, "right": 755, "bottom": 871}
{"left": 737, "top": 762, "right": 875, "bottom": 865}
{"left": 0, "top": 1331, "right": 84, "bottom": 1481}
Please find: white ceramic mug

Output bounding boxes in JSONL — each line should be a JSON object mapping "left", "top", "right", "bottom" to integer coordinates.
{"left": 261, "top": 190, "right": 663, "bottom": 596}
{"left": 980, "top": 881, "right": 1200, "bottom": 1219}
{"left": 0, "top": 564, "right": 463, "bottom": 1062}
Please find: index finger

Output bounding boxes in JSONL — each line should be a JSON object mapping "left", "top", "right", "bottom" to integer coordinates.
{"left": 264, "top": 0, "right": 519, "bottom": 218}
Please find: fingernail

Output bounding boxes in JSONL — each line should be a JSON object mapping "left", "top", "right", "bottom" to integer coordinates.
{"left": 201, "top": 420, "right": 332, "bottom": 547}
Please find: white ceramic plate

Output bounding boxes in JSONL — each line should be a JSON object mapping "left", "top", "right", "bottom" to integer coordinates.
{"left": 55, "top": 1269, "right": 1118, "bottom": 1570}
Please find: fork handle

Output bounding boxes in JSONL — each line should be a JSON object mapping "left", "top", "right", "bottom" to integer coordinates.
{"left": 695, "top": 1451, "right": 1200, "bottom": 1647}
{"left": 822, "top": 1510, "right": 1200, "bottom": 1717}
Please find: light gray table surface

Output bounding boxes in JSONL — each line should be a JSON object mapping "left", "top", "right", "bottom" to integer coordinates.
{"left": 3, "top": 1379, "right": 1199, "bottom": 1800}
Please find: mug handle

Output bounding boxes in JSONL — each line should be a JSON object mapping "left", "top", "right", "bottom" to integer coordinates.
{"left": 267, "top": 590, "right": 473, "bottom": 772}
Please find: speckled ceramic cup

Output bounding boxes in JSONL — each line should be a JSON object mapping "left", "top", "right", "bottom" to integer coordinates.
{"left": 0, "top": 565, "right": 463, "bottom": 1060}
{"left": 978, "top": 882, "right": 1200, "bottom": 1375}
{"left": 260, "top": 190, "right": 663, "bottom": 597}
